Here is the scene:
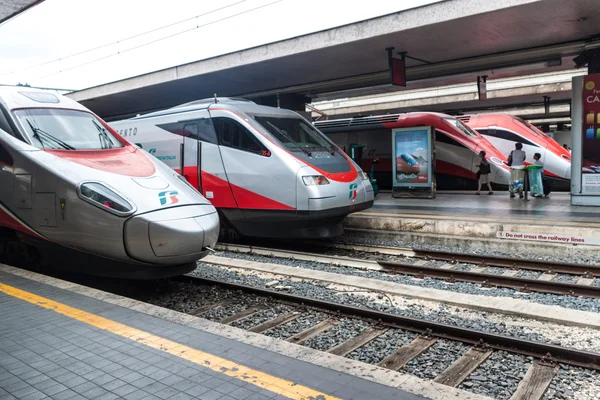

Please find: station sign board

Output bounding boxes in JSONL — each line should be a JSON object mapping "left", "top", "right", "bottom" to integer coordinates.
{"left": 391, "top": 126, "right": 435, "bottom": 198}
{"left": 497, "top": 231, "right": 600, "bottom": 246}
{"left": 390, "top": 57, "right": 407, "bottom": 86}
{"left": 582, "top": 73, "right": 600, "bottom": 193}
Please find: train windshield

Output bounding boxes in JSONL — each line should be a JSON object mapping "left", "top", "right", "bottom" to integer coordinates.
{"left": 14, "top": 108, "right": 124, "bottom": 150}
{"left": 444, "top": 118, "right": 480, "bottom": 137}
{"left": 514, "top": 117, "right": 549, "bottom": 138}
{"left": 253, "top": 116, "right": 336, "bottom": 155}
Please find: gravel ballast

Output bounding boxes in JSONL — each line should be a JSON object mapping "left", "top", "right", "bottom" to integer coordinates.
{"left": 264, "top": 312, "right": 328, "bottom": 340}
{"left": 104, "top": 266, "right": 600, "bottom": 400}
{"left": 458, "top": 351, "right": 532, "bottom": 400}
{"left": 214, "top": 250, "right": 600, "bottom": 313}
{"left": 347, "top": 328, "right": 417, "bottom": 364}
{"left": 230, "top": 303, "right": 294, "bottom": 330}
{"left": 191, "top": 264, "right": 593, "bottom": 350}
{"left": 303, "top": 318, "right": 370, "bottom": 351}
{"left": 543, "top": 365, "right": 600, "bottom": 400}
{"left": 401, "top": 340, "right": 468, "bottom": 380}
{"left": 187, "top": 265, "right": 600, "bottom": 399}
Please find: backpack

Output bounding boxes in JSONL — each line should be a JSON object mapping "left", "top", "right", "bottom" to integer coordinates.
{"left": 479, "top": 160, "right": 491, "bottom": 174}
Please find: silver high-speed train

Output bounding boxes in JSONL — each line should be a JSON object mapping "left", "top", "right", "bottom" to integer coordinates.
{"left": 0, "top": 86, "right": 219, "bottom": 279}
{"left": 110, "top": 97, "right": 374, "bottom": 239}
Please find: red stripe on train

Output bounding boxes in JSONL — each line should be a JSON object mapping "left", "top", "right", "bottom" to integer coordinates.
{"left": 0, "top": 207, "right": 45, "bottom": 239}
{"left": 176, "top": 167, "right": 294, "bottom": 210}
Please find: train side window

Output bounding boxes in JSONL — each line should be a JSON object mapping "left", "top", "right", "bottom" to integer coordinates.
{"left": 157, "top": 117, "right": 218, "bottom": 144}
{"left": 213, "top": 117, "right": 269, "bottom": 156}
{"left": 494, "top": 128, "right": 537, "bottom": 146}
{"left": 435, "top": 130, "right": 468, "bottom": 149}
{"left": 183, "top": 123, "right": 198, "bottom": 138}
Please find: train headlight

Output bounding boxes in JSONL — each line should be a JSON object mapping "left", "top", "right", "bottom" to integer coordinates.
{"left": 77, "top": 182, "right": 135, "bottom": 216}
{"left": 359, "top": 171, "right": 370, "bottom": 180}
{"left": 302, "top": 175, "right": 330, "bottom": 186}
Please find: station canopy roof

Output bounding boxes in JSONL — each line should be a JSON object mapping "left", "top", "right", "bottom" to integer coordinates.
{"left": 68, "top": 0, "right": 600, "bottom": 120}
{"left": 0, "top": 0, "right": 44, "bottom": 25}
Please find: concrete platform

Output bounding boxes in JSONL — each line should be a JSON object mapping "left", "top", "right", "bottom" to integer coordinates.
{"left": 346, "top": 192, "right": 600, "bottom": 259}
{"left": 0, "top": 266, "right": 483, "bottom": 400}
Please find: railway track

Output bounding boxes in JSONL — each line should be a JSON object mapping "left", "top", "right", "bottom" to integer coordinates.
{"left": 319, "top": 241, "right": 600, "bottom": 278}
{"left": 173, "top": 274, "right": 600, "bottom": 400}
{"left": 215, "top": 243, "right": 600, "bottom": 299}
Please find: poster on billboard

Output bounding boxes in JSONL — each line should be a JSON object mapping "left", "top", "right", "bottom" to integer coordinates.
{"left": 582, "top": 73, "right": 600, "bottom": 193}
{"left": 391, "top": 126, "right": 435, "bottom": 198}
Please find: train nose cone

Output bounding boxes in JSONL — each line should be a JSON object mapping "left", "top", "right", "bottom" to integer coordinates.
{"left": 124, "top": 205, "right": 219, "bottom": 265}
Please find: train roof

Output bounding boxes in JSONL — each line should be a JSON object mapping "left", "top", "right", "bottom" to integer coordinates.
{"left": 0, "top": 86, "right": 88, "bottom": 112}
{"left": 126, "top": 97, "right": 301, "bottom": 121}
{"left": 313, "top": 111, "right": 455, "bottom": 131}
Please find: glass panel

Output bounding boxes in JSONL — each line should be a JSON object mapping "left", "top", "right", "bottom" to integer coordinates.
{"left": 253, "top": 115, "right": 336, "bottom": 155}
{"left": 514, "top": 116, "right": 549, "bottom": 138}
{"left": 213, "top": 117, "right": 269, "bottom": 156}
{"left": 444, "top": 118, "right": 480, "bottom": 137}
{"left": 14, "top": 108, "right": 124, "bottom": 150}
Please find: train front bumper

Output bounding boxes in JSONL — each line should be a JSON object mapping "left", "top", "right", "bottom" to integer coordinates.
{"left": 124, "top": 205, "right": 219, "bottom": 265}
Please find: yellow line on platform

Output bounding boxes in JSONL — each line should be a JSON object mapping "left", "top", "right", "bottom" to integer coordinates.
{"left": 356, "top": 212, "right": 600, "bottom": 228}
{"left": 0, "top": 282, "right": 340, "bottom": 400}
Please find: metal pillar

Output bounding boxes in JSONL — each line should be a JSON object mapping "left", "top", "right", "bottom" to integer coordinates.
{"left": 588, "top": 48, "right": 600, "bottom": 74}
{"left": 571, "top": 75, "right": 583, "bottom": 199}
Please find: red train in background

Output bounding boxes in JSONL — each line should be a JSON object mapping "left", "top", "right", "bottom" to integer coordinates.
{"left": 315, "top": 112, "right": 511, "bottom": 190}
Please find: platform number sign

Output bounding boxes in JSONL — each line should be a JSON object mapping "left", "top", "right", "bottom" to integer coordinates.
{"left": 349, "top": 183, "right": 358, "bottom": 200}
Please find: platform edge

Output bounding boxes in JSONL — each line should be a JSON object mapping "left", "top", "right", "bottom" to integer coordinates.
{"left": 0, "top": 264, "right": 492, "bottom": 400}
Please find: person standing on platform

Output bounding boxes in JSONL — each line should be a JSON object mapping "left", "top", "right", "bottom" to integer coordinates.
{"left": 475, "top": 150, "right": 493, "bottom": 195}
{"left": 532, "top": 152, "right": 551, "bottom": 197}
{"left": 507, "top": 142, "right": 526, "bottom": 199}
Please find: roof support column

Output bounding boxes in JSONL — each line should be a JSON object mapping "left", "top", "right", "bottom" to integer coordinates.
{"left": 588, "top": 48, "right": 600, "bottom": 74}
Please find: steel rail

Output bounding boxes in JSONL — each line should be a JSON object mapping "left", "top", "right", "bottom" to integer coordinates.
{"left": 224, "top": 240, "right": 600, "bottom": 278}
{"left": 216, "top": 242, "right": 599, "bottom": 297}
{"left": 410, "top": 249, "right": 600, "bottom": 278}
{"left": 179, "top": 275, "right": 600, "bottom": 371}
{"left": 377, "top": 260, "right": 600, "bottom": 298}
{"left": 307, "top": 241, "right": 600, "bottom": 278}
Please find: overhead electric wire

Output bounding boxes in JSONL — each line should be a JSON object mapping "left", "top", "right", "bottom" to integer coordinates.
{"left": 29, "top": 0, "right": 284, "bottom": 83}
{"left": 0, "top": 0, "right": 248, "bottom": 78}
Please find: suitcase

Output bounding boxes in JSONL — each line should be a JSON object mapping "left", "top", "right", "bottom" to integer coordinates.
{"left": 543, "top": 177, "right": 551, "bottom": 197}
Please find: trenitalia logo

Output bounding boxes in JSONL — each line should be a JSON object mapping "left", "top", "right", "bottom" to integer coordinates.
{"left": 159, "top": 191, "right": 179, "bottom": 206}
{"left": 349, "top": 183, "right": 358, "bottom": 200}
{"left": 149, "top": 148, "right": 176, "bottom": 161}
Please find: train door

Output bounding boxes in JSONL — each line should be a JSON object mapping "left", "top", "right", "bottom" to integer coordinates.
{"left": 180, "top": 123, "right": 200, "bottom": 189}
{"left": 209, "top": 111, "right": 296, "bottom": 211}
{"left": 174, "top": 115, "right": 238, "bottom": 209}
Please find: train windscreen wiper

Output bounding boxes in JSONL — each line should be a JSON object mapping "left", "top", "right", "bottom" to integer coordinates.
{"left": 265, "top": 121, "right": 312, "bottom": 157}
{"left": 26, "top": 119, "right": 75, "bottom": 150}
{"left": 92, "top": 120, "right": 114, "bottom": 149}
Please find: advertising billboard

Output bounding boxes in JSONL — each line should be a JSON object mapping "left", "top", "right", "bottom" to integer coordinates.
{"left": 391, "top": 126, "right": 434, "bottom": 189}
{"left": 582, "top": 73, "right": 600, "bottom": 193}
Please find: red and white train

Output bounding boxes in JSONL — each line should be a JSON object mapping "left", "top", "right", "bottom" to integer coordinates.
{"left": 315, "top": 112, "right": 511, "bottom": 190}
{"left": 110, "top": 97, "right": 374, "bottom": 239}
{"left": 458, "top": 113, "right": 571, "bottom": 189}
{"left": 0, "top": 86, "right": 219, "bottom": 279}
